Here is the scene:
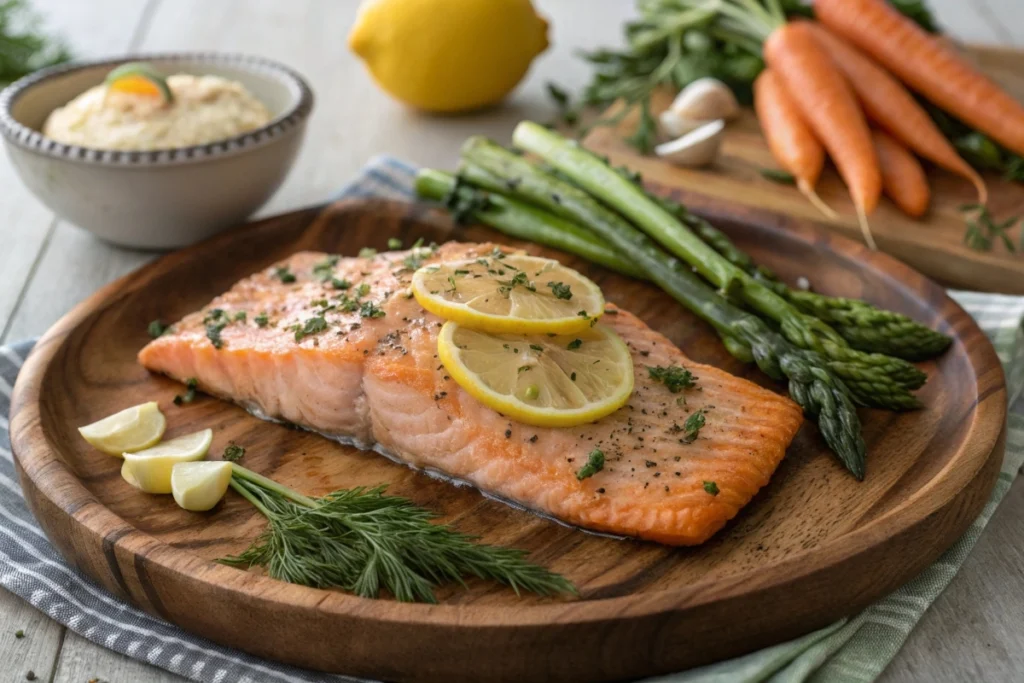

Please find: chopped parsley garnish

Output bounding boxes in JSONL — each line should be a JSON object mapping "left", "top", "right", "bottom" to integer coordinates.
{"left": 577, "top": 310, "right": 589, "bottom": 319}
{"left": 497, "top": 271, "right": 535, "bottom": 296}
{"left": 147, "top": 320, "right": 169, "bottom": 338}
{"left": 529, "top": 344, "right": 544, "bottom": 352}
{"left": 312, "top": 255, "right": 340, "bottom": 281}
{"left": 547, "top": 281, "right": 573, "bottom": 300}
{"left": 293, "top": 316, "right": 328, "bottom": 342}
{"left": 703, "top": 480, "right": 719, "bottom": 496}
{"left": 517, "top": 365, "right": 532, "bottom": 373}
{"left": 681, "top": 410, "right": 706, "bottom": 443}
{"left": 233, "top": 311, "right": 247, "bottom": 322}
{"left": 223, "top": 443, "right": 246, "bottom": 462}
{"left": 358, "top": 247, "right": 377, "bottom": 258}
{"left": 274, "top": 266, "right": 296, "bottom": 283}
{"left": 173, "top": 377, "right": 198, "bottom": 406}
{"left": 567, "top": 338, "right": 583, "bottom": 350}
{"left": 14, "top": 629, "right": 24, "bottom": 639}
{"left": 337, "top": 295, "right": 360, "bottom": 313}
{"left": 203, "top": 309, "right": 230, "bottom": 349}
{"left": 647, "top": 365, "right": 697, "bottom": 393}
{"left": 360, "top": 301, "right": 386, "bottom": 318}
{"left": 446, "top": 275, "right": 458, "bottom": 293}
{"left": 387, "top": 238, "right": 403, "bottom": 250}
{"left": 254, "top": 313, "right": 270, "bottom": 328}
{"left": 357, "top": 283, "right": 371, "bottom": 297}
{"left": 453, "top": 269, "right": 470, "bottom": 276}
{"left": 576, "top": 449, "right": 605, "bottom": 480}
{"left": 524, "top": 384, "right": 539, "bottom": 400}
{"left": 329, "top": 278, "right": 350, "bottom": 290}
{"left": 490, "top": 247, "right": 507, "bottom": 260}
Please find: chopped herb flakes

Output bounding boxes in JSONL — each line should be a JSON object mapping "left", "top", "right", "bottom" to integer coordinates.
{"left": 387, "top": 238, "right": 403, "bottom": 250}
{"left": 274, "top": 266, "right": 296, "bottom": 283}
{"left": 357, "top": 283, "right": 371, "bottom": 297}
{"left": 570, "top": 371, "right": 577, "bottom": 382}
{"left": 529, "top": 344, "right": 544, "bottom": 352}
{"left": 233, "top": 311, "right": 247, "bottom": 322}
{"left": 524, "top": 384, "right": 539, "bottom": 400}
{"left": 14, "top": 629, "right": 24, "bottom": 639}
{"left": 446, "top": 275, "right": 458, "bottom": 292}
{"left": 147, "top": 320, "right": 169, "bottom": 338}
{"left": 703, "top": 481, "right": 719, "bottom": 496}
{"left": 358, "top": 247, "right": 378, "bottom": 258}
{"left": 681, "top": 410, "right": 706, "bottom": 443}
{"left": 332, "top": 277, "right": 352, "bottom": 290}
{"left": 547, "top": 281, "right": 572, "bottom": 300}
{"left": 254, "top": 313, "right": 270, "bottom": 328}
{"left": 203, "top": 309, "right": 230, "bottom": 349}
{"left": 223, "top": 443, "right": 246, "bottom": 462}
{"left": 173, "top": 378, "right": 198, "bottom": 406}
{"left": 576, "top": 449, "right": 605, "bottom": 480}
{"left": 647, "top": 365, "right": 696, "bottom": 393}
{"left": 293, "top": 316, "right": 328, "bottom": 342}
{"left": 567, "top": 338, "right": 583, "bottom": 350}
{"left": 312, "top": 255, "right": 340, "bottom": 281}
{"left": 360, "top": 301, "right": 386, "bottom": 318}
{"left": 497, "top": 271, "right": 535, "bottom": 296}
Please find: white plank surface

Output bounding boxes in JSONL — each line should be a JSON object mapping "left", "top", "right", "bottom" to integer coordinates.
{"left": 0, "top": 1, "right": 1021, "bottom": 682}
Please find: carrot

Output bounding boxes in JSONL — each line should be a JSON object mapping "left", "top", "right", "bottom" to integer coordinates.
{"left": 763, "top": 22, "right": 881, "bottom": 249}
{"left": 815, "top": 0, "right": 1024, "bottom": 159}
{"left": 872, "top": 129, "right": 929, "bottom": 218}
{"left": 805, "top": 21, "right": 987, "bottom": 205}
{"left": 753, "top": 69, "right": 836, "bottom": 219}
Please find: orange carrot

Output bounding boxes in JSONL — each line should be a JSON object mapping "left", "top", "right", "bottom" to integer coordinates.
{"left": 753, "top": 69, "right": 836, "bottom": 219}
{"left": 763, "top": 22, "right": 881, "bottom": 249}
{"left": 805, "top": 21, "right": 987, "bottom": 205}
{"left": 815, "top": 0, "right": 1024, "bottom": 159}
{"left": 872, "top": 129, "right": 929, "bottom": 218}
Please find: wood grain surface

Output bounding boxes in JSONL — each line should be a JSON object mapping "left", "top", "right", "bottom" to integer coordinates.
{"left": 584, "top": 46, "right": 1024, "bottom": 295}
{"left": 8, "top": 198, "right": 1006, "bottom": 682}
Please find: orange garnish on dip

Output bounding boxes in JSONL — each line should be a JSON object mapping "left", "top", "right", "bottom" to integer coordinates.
{"left": 105, "top": 62, "right": 174, "bottom": 105}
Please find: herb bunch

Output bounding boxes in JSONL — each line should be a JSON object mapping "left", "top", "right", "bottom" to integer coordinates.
{"left": 0, "top": 0, "right": 70, "bottom": 86}
{"left": 220, "top": 466, "right": 574, "bottom": 603}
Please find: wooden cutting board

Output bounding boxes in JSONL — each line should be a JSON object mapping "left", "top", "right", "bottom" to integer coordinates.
{"left": 9, "top": 199, "right": 1005, "bottom": 682}
{"left": 584, "top": 45, "right": 1024, "bottom": 294}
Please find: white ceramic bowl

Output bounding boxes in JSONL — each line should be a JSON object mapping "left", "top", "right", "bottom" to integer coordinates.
{"left": 0, "top": 53, "right": 314, "bottom": 249}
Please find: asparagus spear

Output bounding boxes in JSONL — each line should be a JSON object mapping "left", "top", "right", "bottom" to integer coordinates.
{"left": 415, "top": 169, "right": 647, "bottom": 279}
{"left": 649, "top": 193, "right": 952, "bottom": 361}
{"left": 424, "top": 166, "right": 868, "bottom": 478}
{"left": 509, "top": 122, "right": 927, "bottom": 393}
{"left": 461, "top": 137, "right": 922, "bottom": 410}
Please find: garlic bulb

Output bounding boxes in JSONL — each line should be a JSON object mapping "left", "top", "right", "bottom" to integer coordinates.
{"left": 655, "top": 119, "right": 725, "bottom": 168}
{"left": 669, "top": 78, "right": 740, "bottom": 122}
{"left": 658, "top": 110, "right": 711, "bottom": 139}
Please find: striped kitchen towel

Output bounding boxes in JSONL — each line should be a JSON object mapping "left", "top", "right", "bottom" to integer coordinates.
{"left": 1, "top": 156, "right": 1023, "bottom": 683}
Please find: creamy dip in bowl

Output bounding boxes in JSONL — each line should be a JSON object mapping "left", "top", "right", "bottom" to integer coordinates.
{"left": 44, "top": 72, "right": 272, "bottom": 151}
{"left": 0, "top": 53, "right": 314, "bottom": 249}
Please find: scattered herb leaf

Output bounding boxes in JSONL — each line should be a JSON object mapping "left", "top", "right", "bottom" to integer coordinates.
{"left": 147, "top": 320, "right": 169, "bottom": 338}
{"left": 358, "top": 247, "right": 377, "bottom": 258}
{"left": 173, "top": 377, "right": 198, "bottom": 406}
{"left": 567, "top": 338, "right": 583, "bottom": 350}
{"left": 274, "top": 266, "right": 296, "bottom": 284}
{"left": 682, "top": 410, "right": 706, "bottom": 443}
{"left": 293, "top": 316, "right": 328, "bottom": 342}
{"left": 547, "top": 281, "right": 573, "bottom": 300}
{"left": 223, "top": 443, "right": 246, "bottom": 462}
{"left": 759, "top": 168, "right": 796, "bottom": 185}
{"left": 254, "top": 313, "right": 269, "bottom": 328}
{"left": 576, "top": 449, "right": 605, "bottom": 480}
{"left": 647, "top": 365, "right": 697, "bottom": 393}
{"left": 703, "top": 480, "right": 719, "bottom": 496}
{"left": 359, "top": 301, "right": 386, "bottom": 319}
{"left": 387, "top": 238, "right": 403, "bottom": 250}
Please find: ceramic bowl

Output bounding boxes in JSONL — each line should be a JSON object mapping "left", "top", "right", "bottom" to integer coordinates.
{"left": 0, "top": 53, "right": 314, "bottom": 249}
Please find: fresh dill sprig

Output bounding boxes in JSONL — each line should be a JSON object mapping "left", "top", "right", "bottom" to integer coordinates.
{"left": 961, "top": 203, "right": 1020, "bottom": 253}
{"left": 219, "top": 466, "right": 575, "bottom": 603}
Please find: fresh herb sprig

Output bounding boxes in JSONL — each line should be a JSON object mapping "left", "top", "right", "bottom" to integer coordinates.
{"left": 220, "top": 465, "right": 574, "bottom": 603}
{"left": 0, "top": 0, "right": 71, "bottom": 86}
{"left": 961, "top": 203, "right": 1021, "bottom": 252}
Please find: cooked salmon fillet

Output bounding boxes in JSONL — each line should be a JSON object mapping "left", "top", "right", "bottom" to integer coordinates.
{"left": 139, "top": 242, "right": 803, "bottom": 545}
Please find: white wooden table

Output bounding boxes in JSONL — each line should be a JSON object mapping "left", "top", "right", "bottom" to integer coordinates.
{"left": 1, "top": 1, "right": 1021, "bottom": 681}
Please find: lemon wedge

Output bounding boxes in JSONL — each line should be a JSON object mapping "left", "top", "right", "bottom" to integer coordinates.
{"left": 120, "top": 460, "right": 142, "bottom": 489}
{"left": 171, "top": 461, "right": 233, "bottom": 511}
{"left": 412, "top": 254, "right": 604, "bottom": 335}
{"left": 78, "top": 402, "right": 167, "bottom": 456}
{"left": 121, "top": 429, "right": 213, "bottom": 494}
{"left": 437, "top": 321, "right": 633, "bottom": 427}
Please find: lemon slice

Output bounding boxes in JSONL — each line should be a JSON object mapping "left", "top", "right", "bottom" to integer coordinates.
{"left": 437, "top": 321, "right": 633, "bottom": 427}
{"left": 105, "top": 62, "right": 174, "bottom": 104}
{"left": 121, "top": 429, "right": 213, "bottom": 494}
{"left": 78, "top": 402, "right": 167, "bottom": 456}
{"left": 412, "top": 254, "right": 604, "bottom": 335}
{"left": 171, "top": 461, "right": 234, "bottom": 511}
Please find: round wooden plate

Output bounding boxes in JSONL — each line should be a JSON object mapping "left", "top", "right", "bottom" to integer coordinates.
{"left": 10, "top": 198, "right": 1006, "bottom": 683}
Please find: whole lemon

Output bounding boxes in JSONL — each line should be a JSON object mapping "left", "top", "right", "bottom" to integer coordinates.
{"left": 348, "top": 0, "right": 549, "bottom": 113}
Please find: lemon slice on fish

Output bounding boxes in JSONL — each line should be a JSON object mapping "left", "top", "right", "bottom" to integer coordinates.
{"left": 121, "top": 429, "right": 213, "bottom": 494}
{"left": 78, "top": 402, "right": 167, "bottom": 456}
{"left": 172, "top": 461, "right": 234, "bottom": 511}
{"left": 437, "top": 321, "right": 633, "bottom": 427}
{"left": 411, "top": 254, "right": 604, "bottom": 335}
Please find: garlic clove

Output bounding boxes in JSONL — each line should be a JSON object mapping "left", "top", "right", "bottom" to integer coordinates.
{"left": 669, "top": 77, "right": 740, "bottom": 122}
{"left": 654, "top": 119, "right": 725, "bottom": 168}
{"left": 658, "top": 110, "right": 713, "bottom": 140}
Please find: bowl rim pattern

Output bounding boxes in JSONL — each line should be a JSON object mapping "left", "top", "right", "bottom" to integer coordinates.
{"left": 0, "top": 52, "right": 315, "bottom": 166}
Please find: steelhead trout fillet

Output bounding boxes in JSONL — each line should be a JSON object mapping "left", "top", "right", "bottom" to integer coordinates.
{"left": 139, "top": 242, "right": 803, "bottom": 545}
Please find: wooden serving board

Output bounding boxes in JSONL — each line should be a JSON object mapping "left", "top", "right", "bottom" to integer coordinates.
{"left": 10, "top": 199, "right": 1006, "bottom": 683}
{"left": 585, "top": 45, "right": 1024, "bottom": 294}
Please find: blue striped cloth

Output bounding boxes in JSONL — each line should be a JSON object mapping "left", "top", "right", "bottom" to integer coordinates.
{"left": 1, "top": 157, "right": 1022, "bottom": 683}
